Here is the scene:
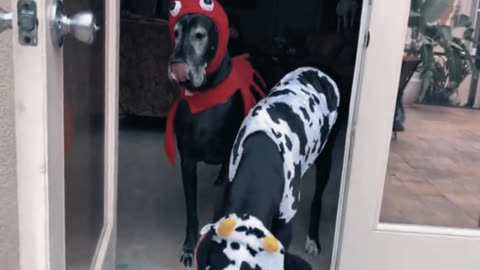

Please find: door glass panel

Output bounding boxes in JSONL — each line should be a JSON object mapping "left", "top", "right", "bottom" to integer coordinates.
{"left": 63, "top": 0, "right": 105, "bottom": 268}
{"left": 380, "top": 0, "right": 480, "bottom": 229}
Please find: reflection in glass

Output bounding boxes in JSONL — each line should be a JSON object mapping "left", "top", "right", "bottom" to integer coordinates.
{"left": 381, "top": 0, "right": 480, "bottom": 229}
{"left": 64, "top": 0, "right": 105, "bottom": 268}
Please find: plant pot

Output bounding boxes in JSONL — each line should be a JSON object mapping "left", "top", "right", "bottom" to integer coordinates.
{"left": 402, "top": 71, "right": 422, "bottom": 106}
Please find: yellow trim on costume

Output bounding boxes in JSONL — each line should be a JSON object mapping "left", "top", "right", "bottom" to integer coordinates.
{"left": 217, "top": 219, "right": 236, "bottom": 238}
{"left": 263, "top": 236, "right": 280, "bottom": 253}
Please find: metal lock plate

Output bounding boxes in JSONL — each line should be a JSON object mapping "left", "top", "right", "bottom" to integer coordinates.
{"left": 17, "top": 0, "right": 38, "bottom": 46}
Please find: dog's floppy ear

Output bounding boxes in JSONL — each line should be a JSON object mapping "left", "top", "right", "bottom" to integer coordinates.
{"left": 194, "top": 228, "right": 215, "bottom": 270}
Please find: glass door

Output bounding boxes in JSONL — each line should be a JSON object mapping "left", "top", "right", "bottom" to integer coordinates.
{"left": 336, "top": 0, "right": 480, "bottom": 269}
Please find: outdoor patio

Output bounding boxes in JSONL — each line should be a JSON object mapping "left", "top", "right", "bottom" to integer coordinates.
{"left": 380, "top": 105, "right": 480, "bottom": 228}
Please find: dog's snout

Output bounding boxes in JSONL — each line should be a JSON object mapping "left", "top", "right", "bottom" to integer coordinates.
{"left": 170, "top": 63, "right": 190, "bottom": 83}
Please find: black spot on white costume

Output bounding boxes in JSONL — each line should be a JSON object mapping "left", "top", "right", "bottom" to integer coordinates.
{"left": 229, "top": 67, "right": 340, "bottom": 223}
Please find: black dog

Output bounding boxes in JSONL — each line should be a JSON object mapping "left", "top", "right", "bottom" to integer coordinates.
{"left": 166, "top": 0, "right": 266, "bottom": 266}
{"left": 194, "top": 67, "right": 341, "bottom": 269}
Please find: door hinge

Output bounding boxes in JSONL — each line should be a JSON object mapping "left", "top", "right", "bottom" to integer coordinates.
{"left": 17, "top": 0, "right": 38, "bottom": 46}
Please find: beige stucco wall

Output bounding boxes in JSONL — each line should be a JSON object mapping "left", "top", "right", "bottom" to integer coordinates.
{"left": 0, "top": 0, "right": 20, "bottom": 268}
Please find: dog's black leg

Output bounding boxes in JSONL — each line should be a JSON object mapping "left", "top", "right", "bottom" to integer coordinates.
{"left": 343, "top": 15, "right": 349, "bottom": 32}
{"left": 272, "top": 219, "right": 293, "bottom": 249}
{"left": 285, "top": 252, "right": 313, "bottom": 270}
{"left": 306, "top": 136, "right": 336, "bottom": 256}
{"left": 275, "top": 220, "right": 312, "bottom": 270}
{"left": 351, "top": 7, "right": 357, "bottom": 29}
{"left": 212, "top": 177, "right": 228, "bottom": 221}
{"left": 180, "top": 158, "right": 199, "bottom": 267}
{"left": 337, "top": 16, "right": 341, "bottom": 33}
{"left": 214, "top": 160, "right": 228, "bottom": 186}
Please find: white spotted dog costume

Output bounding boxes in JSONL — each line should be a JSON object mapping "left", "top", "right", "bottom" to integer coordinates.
{"left": 229, "top": 67, "right": 340, "bottom": 223}
{"left": 195, "top": 68, "right": 340, "bottom": 270}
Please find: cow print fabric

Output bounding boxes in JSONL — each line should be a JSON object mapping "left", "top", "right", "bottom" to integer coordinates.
{"left": 229, "top": 67, "right": 340, "bottom": 223}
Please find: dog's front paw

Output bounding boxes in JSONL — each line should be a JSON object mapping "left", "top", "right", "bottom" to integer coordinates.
{"left": 180, "top": 249, "right": 194, "bottom": 268}
{"left": 305, "top": 236, "right": 321, "bottom": 256}
{"left": 180, "top": 236, "right": 198, "bottom": 267}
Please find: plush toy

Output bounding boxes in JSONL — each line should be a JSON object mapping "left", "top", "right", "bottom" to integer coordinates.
{"left": 194, "top": 214, "right": 285, "bottom": 270}
{"left": 164, "top": 0, "right": 266, "bottom": 164}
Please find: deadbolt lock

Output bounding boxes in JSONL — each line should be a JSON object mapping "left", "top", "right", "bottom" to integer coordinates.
{"left": 17, "top": 0, "right": 38, "bottom": 46}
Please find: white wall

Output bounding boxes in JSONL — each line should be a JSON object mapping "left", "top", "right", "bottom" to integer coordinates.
{"left": 0, "top": 0, "right": 20, "bottom": 269}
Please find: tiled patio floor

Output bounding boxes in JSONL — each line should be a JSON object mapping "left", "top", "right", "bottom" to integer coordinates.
{"left": 381, "top": 105, "right": 480, "bottom": 228}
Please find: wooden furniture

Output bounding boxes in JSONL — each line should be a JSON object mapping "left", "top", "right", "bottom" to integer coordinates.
{"left": 392, "top": 55, "right": 420, "bottom": 139}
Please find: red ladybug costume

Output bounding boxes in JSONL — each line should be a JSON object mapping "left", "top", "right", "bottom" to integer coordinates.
{"left": 165, "top": 0, "right": 266, "bottom": 164}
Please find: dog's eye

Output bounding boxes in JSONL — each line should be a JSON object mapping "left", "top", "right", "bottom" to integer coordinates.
{"left": 174, "top": 30, "right": 179, "bottom": 39}
{"left": 170, "top": 1, "right": 182, "bottom": 17}
{"left": 199, "top": 0, "right": 214, "bottom": 11}
{"left": 195, "top": 33, "right": 206, "bottom": 40}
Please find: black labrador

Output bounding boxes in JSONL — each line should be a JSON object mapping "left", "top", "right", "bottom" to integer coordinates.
{"left": 168, "top": 13, "right": 266, "bottom": 267}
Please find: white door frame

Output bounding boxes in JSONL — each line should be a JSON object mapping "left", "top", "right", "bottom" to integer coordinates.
{"left": 13, "top": 0, "right": 119, "bottom": 269}
{"left": 91, "top": 0, "right": 119, "bottom": 269}
{"left": 13, "top": 0, "right": 66, "bottom": 268}
{"left": 334, "top": 0, "right": 480, "bottom": 269}
{"left": 330, "top": 0, "right": 373, "bottom": 268}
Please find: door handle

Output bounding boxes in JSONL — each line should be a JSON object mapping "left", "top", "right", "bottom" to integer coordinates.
{"left": 0, "top": 8, "right": 12, "bottom": 33}
{"left": 50, "top": 0, "right": 99, "bottom": 48}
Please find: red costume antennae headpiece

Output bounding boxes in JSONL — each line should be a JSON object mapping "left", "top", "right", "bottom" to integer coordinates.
{"left": 168, "top": 0, "right": 230, "bottom": 75}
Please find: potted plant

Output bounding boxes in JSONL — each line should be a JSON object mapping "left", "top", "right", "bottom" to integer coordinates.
{"left": 403, "top": 0, "right": 477, "bottom": 106}
{"left": 424, "top": 50, "right": 472, "bottom": 105}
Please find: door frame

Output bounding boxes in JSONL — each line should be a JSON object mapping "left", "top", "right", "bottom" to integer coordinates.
{"left": 13, "top": 0, "right": 66, "bottom": 268}
{"left": 91, "top": 0, "right": 119, "bottom": 269}
{"left": 330, "top": 0, "right": 373, "bottom": 268}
